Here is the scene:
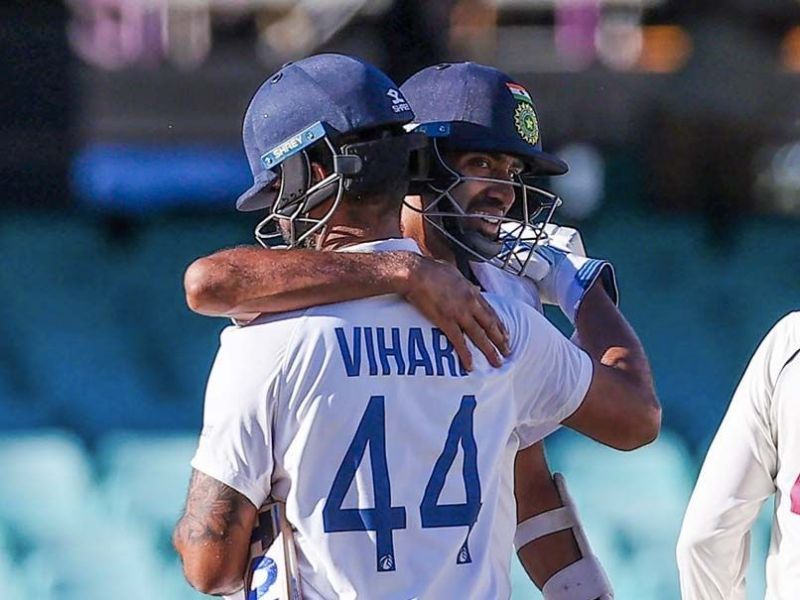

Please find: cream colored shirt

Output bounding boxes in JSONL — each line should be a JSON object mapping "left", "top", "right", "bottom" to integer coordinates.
{"left": 677, "top": 312, "right": 800, "bottom": 599}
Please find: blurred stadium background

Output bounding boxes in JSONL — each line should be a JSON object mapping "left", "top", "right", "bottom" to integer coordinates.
{"left": 1, "top": 0, "right": 798, "bottom": 598}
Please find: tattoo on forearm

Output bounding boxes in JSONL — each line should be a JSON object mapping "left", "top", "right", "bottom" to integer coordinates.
{"left": 175, "top": 469, "right": 249, "bottom": 545}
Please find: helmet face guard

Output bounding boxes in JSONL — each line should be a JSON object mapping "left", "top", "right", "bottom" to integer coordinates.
{"left": 254, "top": 121, "right": 427, "bottom": 249}
{"left": 407, "top": 123, "right": 562, "bottom": 275}
{"left": 253, "top": 124, "right": 344, "bottom": 249}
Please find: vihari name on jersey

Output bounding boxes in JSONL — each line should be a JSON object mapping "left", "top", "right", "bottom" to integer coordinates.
{"left": 335, "top": 326, "right": 469, "bottom": 378}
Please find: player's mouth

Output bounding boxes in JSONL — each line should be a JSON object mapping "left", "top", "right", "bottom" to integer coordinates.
{"left": 467, "top": 204, "right": 506, "bottom": 238}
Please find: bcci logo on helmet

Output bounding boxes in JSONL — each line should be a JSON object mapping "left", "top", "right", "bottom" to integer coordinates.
{"left": 514, "top": 102, "right": 539, "bottom": 145}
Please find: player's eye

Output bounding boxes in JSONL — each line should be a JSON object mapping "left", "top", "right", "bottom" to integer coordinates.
{"left": 470, "top": 157, "right": 491, "bottom": 170}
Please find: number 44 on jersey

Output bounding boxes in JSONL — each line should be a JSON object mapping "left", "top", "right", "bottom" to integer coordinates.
{"left": 323, "top": 395, "right": 482, "bottom": 572}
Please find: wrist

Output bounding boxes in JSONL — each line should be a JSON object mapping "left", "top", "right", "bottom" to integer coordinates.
{"left": 382, "top": 251, "right": 419, "bottom": 296}
{"left": 554, "top": 256, "right": 617, "bottom": 324}
{"left": 573, "top": 282, "right": 609, "bottom": 325}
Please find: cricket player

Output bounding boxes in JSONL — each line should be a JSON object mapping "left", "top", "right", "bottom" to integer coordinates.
{"left": 185, "top": 62, "right": 643, "bottom": 597}
{"left": 173, "top": 54, "right": 660, "bottom": 599}
{"left": 677, "top": 312, "right": 800, "bottom": 599}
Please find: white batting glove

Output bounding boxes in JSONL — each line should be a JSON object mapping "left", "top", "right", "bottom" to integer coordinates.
{"left": 499, "top": 223, "right": 619, "bottom": 324}
{"left": 542, "top": 223, "right": 587, "bottom": 256}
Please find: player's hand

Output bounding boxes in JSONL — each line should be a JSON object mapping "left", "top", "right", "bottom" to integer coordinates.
{"left": 400, "top": 255, "right": 510, "bottom": 371}
{"left": 530, "top": 245, "right": 618, "bottom": 324}
{"left": 500, "top": 223, "right": 619, "bottom": 324}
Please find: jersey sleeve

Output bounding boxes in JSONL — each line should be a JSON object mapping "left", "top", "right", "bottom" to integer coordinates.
{"left": 676, "top": 313, "right": 800, "bottom": 599}
{"left": 473, "top": 268, "right": 552, "bottom": 448}
{"left": 515, "top": 422, "right": 560, "bottom": 450}
{"left": 502, "top": 297, "right": 593, "bottom": 432}
{"left": 190, "top": 321, "right": 292, "bottom": 508}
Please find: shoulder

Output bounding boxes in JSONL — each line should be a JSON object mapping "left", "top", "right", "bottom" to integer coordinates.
{"left": 226, "top": 295, "right": 417, "bottom": 351}
{"left": 222, "top": 310, "right": 306, "bottom": 347}
{"left": 213, "top": 310, "right": 310, "bottom": 380}
{"left": 732, "top": 312, "right": 800, "bottom": 419}
{"left": 757, "top": 311, "right": 800, "bottom": 378}
{"left": 470, "top": 262, "right": 543, "bottom": 312}
{"left": 482, "top": 292, "right": 553, "bottom": 347}
{"left": 483, "top": 291, "right": 543, "bottom": 318}
{"left": 482, "top": 291, "right": 530, "bottom": 316}
{"left": 304, "top": 295, "right": 430, "bottom": 335}
{"left": 769, "top": 311, "right": 800, "bottom": 348}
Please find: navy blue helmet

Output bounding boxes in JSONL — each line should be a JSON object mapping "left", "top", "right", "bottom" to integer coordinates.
{"left": 401, "top": 62, "right": 566, "bottom": 271}
{"left": 402, "top": 62, "right": 567, "bottom": 176}
{"left": 238, "top": 53, "right": 423, "bottom": 247}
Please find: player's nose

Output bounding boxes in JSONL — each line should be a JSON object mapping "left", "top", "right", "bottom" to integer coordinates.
{"left": 486, "top": 181, "right": 515, "bottom": 213}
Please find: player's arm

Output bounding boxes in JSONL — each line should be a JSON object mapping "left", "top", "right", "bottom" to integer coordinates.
{"left": 511, "top": 286, "right": 659, "bottom": 450}
{"left": 185, "top": 245, "right": 508, "bottom": 369}
{"left": 185, "top": 246, "right": 405, "bottom": 318}
{"left": 675, "top": 318, "right": 793, "bottom": 599}
{"left": 675, "top": 406, "right": 773, "bottom": 599}
{"left": 173, "top": 323, "right": 285, "bottom": 594}
{"left": 561, "top": 284, "right": 660, "bottom": 450}
{"left": 514, "top": 443, "right": 614, "bottom": 599}
{"left": 511, "top": 225, "right": 657, "bottom": 447}
{"left": 173, "top": 469, "right": 258, "bottom": 595}
{"left": 514, "top": 443, "right": 580, "bottom": 586}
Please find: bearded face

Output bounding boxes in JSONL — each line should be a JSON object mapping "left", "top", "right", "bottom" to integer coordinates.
{"left": 445, "top": 152, "right": 523, "bottom": 242}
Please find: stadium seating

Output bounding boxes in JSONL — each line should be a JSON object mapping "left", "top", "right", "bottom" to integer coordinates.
{"left": 121, "top": 219, "right": 233, "bottom": 413}
{"left": 0, "top": 430, "right": 95, "bottom": 543}
{"left": 0, "top": 430, "right": 204, "bottom": 598}
{"left": 97, "top": 431, "right": 197, "bottom": 537}
{"left": 0, "top": 216, "right": 162, "bottom": 435}
{"left": 18, "top": 517, "right": 165, "bottom": 600}
{"left": 590, "top": 213, "right": 800, "bottom": 455}
{"left": 0, "top": 214, "right": 248, "bottom": 436}
{"left": 0, "top": 426, "right": 778, "bottom": 599}
{"left": 0, "top": 546, "right": 24, "bottom": 599}
{"left": 544, "top": 429, "right": 696, "bottom": 598}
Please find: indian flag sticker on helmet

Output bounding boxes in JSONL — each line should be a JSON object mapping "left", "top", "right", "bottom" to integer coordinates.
{"left": 514, "top": 102, "right": 539, "bottom": 145}
{"left": 505, "top": 82, "right": 532, "bottom": 104}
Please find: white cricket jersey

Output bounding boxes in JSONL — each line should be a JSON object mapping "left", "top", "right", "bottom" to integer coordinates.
{"left": 470, "top": 261, "right": 556, "bottom": 449}
{"left": 191, "top": 238, "right": 592, "bottom": 600}
{"left": 677, "top": 311, "right": 800, "bottom": 600}
{"left": 469, "top": 261, "right": 544, "bottom": 315}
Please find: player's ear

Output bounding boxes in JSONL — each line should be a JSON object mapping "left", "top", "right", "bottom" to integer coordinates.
{"left": 309, "top": 162, "right": 329, "bottom": 185}
{"left": 403, "top": 194, "right": 423, "bottom": 211}
{"left": 415, "top": 192, "right": 438, "bottom": 210}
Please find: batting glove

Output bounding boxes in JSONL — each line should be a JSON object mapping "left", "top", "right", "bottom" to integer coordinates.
{"left": 499, "top": 223, "right": 619, "bottom": 324}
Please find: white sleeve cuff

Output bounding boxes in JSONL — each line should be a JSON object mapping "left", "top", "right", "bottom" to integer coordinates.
{"left": 190, "top": 452, "right": 268, "bottom": 509}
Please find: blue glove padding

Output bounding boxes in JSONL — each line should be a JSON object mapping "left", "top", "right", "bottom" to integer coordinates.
{"left": 531, "top": 245, "right": 619, "bottom": 324}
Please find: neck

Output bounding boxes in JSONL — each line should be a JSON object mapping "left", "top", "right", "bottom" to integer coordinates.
{"left": 319, "top": 220, "right": 403, "bottom": 251}
{"left": 423, "top": 230, "right": 457, "bottom": 265}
